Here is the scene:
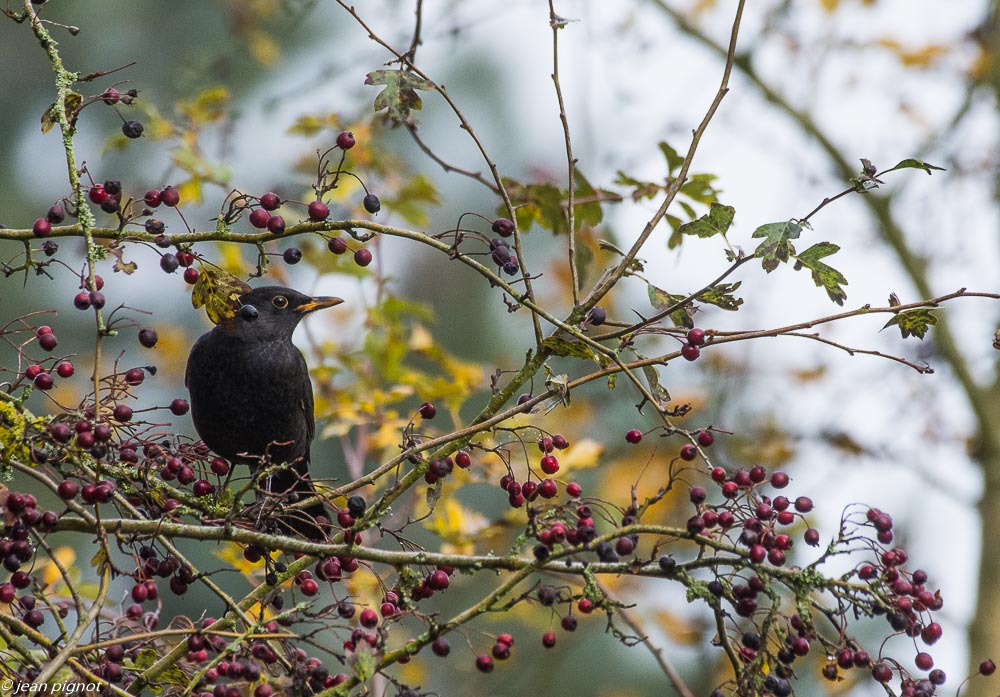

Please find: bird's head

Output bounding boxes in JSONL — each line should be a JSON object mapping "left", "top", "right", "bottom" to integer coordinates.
{"left": 229, "top": 286, "right": 343, "bottom": 339}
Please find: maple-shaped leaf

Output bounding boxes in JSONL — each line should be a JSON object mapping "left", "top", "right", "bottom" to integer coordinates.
{"left": 365, "top": 70, "right": 434, "bottom": 125}
{"left": 696, "top": 281, "right": 743, "bottom": 311}
{"left": 883, "top": 309, "right": 937, "bottom": 340}
{"left": 678, "top": 202, "right": 735, "bottom": 239}
{"left": 191, "top": 267, "right": 251, "bottom": 325}
{"left": 648, "top": 284, "right": 693, "bottom": 327}
{"left": 752, "top": 220, "right": 801, "bottom": 272}
{"left": 793, "top": 242, "right": 848, "bottom": 305}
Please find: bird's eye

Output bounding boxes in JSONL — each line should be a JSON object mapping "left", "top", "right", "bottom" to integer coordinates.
{"left": 272, "top": 295, "right": 288, "bottom": 309}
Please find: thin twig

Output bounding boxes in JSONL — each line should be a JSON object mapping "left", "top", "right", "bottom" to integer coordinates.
{"left": 548, "top": 1, "right": 580, "bottom": 304}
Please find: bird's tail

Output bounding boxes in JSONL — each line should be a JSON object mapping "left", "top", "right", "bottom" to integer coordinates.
{"left": 265, "top": 459, "right": 331, "bottom": 540}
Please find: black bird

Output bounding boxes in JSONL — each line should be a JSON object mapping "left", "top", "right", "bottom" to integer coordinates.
{"left": 185, "top": 286, "right": 342, "bottom": 539}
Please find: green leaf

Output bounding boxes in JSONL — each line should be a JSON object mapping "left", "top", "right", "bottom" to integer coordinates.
{"left": 678, "top": 202, "right": 735, "bottom": 239}
{"left": 648, "top": 285, "right": 693, "bottom": 328}
{"left": 382, "top": 173, "right": 440, "bottom": 226}
{"left": 882, "top": 159, "right": 946, "bottom": 176}
{"left": 696, "top": 281, "right": 743, "bottom": 311}
{"left": 751, "top": 221, "right": 801, "bottom": 272}
{"left": 572, "top": 170, "right": 604, "bottom": 230}
{"left": 793, "top": 242, "right": 848, "bottom": 305}
{"left": 364, "top": 70, "right": 435, "bottom": 125}
{"left": 641, "top": 364, "right": 671, "bottom": 409}
{"left": 541, "top": 336, "right": 597, "bottom": 361}
{"left": 883, "top": 309, "right": 937, "bottom": 340}
{"left": 679, "top": 173, "right": 720, "bottom": 204}
{"left": 659, "top": 141, "right": 684, "bottom": 174}
{"left": 614, "top": 171, "right": 660, "bottom": 201}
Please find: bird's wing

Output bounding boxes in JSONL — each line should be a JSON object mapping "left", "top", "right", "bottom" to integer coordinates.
{"left": 297, "top": 349, "right": 315, "bottom": 444}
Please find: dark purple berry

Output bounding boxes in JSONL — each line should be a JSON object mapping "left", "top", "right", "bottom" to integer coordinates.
{"left": 282, "top": 248, "right": 302, "bottom": 265}
{"left": 138, "top": 328, "right": 158, "bottom": 348}
{"left": 122, "top": 120, "right": 144, "bottom": 138}
{"left": 160, "top": 186, "right": 180, "bottom": 207}
{"left": 328, "top": 237, "right": 348, "bottom": 254}
{"left": 363, "top": 193, "right": 380, "bottom": 214}
{"left": 160, "top": 254, "right": 179, "bottom": 273}
{"left": 259, "top": 192, "right": 280, "bottom": 211}
{"left": 354, "top": 248, "right": 373, "bottom": 267}
{"left": 308, "top": 200, "right": 329, "bottom": 221}
{"left": 492, "top": 218, "right": 514, "bottom": 237}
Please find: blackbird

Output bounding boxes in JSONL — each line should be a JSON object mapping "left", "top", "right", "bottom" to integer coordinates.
{"left": 185, "top": 286, "right": 342, "bottom": 539}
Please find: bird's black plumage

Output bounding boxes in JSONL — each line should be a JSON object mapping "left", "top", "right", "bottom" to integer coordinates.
{"left": 185, "top": 286, "right": 342, "bottom": 539}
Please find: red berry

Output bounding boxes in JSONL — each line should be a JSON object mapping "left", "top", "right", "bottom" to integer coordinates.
{"left": 681, "top": 343, "right": 700, "bottom": 361}
{"left": 455, "top": 450, "right": 472, "bottom": 468}
{"left": 160, "top": 186, "right": 180, "bottom": 207}
{"left": 56, "top": 361, "right": 74, "bottom": 378}
{"left": 354, "top": 248, "right": 373, "bottom": 267}
{"left": 804, "top": 528, "right": 820, "bottom": 546}
{"left": 427, "top": 570, "right": 450, "bottom": 591}
{"left": 183, "top": 268, "right": 199, "bottom": 284}
{"left": 359, "top": 608, "right": 378, "bottom": 628}
{"left": 124, "top": 367, "right": 144, "bottom": 385}
{"left": 679, "top": 444, "right": 697, "bottom": 461}
{"left": 915, "top": 652, "right": 934, "bottom": 671}
{"left": 38, "top": 332, "right": 58, "bottom": 351}
{"left": 57, "top": 480, "right": 79, "bottom": 500}
{"left": 74, "top": 291, "right": 92, "bottom": 310}
{"left": 307, "top": 200, "right": 329, "bottom": 221}
{"left": 542, "top": 631, "right": 556, "bottom": 648}
{"left": 687, "top": 328, "right": 706, "bottom": 346}
{"left": 625, "top": 429, "right": 643, "bottom": 444}
{"left": 770, "top": 472, "right": 790, "bottom": 488}
{"left": 112, "top": 404, "right": 133, "bottom": 422}
{"left": 32, "top": 218, "right": 52, "bottom": 237}
{"left": 794, "top": 496, "right": 813, "bottom": 513}
{"left": 328, "top": 237, "right": 348, "bottom": 254}
{"left": 475, "top": 655, "right": 494, "bottom": 673}
{"left": 249, "top": 208, "right": 270, "bottom": 228}
{"left": 89, "top": 291, "right": 105, "bottom": 309}
{"left": 980, "top": 660, "right": 996, "bottom": 676}
{"left": 538, "top": 479, "right": 558, "bottom": 498}
{"left": 101, "top": 88, "right": 120, "bottom": 105}
{"left": 176, "top": 251, "right": 194, "bottom": 267}
{"left": 259, "top": 192, "right": 281, "bottom": 211}
{"left": 300, "top": 579, "right": 319, "bottom": 596}
{"left": 266, "top": 215, "right": 285, "bottom": 234}
{"left": 210, "top": 457, "right": 230, "bottom": 476}
{"left": 921, "top": 622, "right": 942, "bottom": 645}
{"left": 697, "top": 429, "right": 714, "bottom": 447}
{"left": 419, "top": 402, "right": 437, "bottom": 419}
{"left": 34, "top": 372, "right": 53, "bottom": 390}
{"left": 566, "top": 482, "right": 582, "bottom": 497}
{"left": 540, "top": 455, "right": 559, "bottom": 475}
{"left": 431, "top": 637, "right": 450, "bottom": 657}
{"left": 336, "top": 131, "right": 356, "bottom": 150}
{"left": 170, "top": 399, "right": 189, "bottom": 416}
{"left": 193, "top": 480, "right": 214, "bottom": 496}
{"left": 144, "top": 189, "right": 162, "bottom": 207}
{"left": 89, "top": 186, "right": 108, "bottom": 205}
{"left": 872, "top": 663, "right": 893, "bottom": 683}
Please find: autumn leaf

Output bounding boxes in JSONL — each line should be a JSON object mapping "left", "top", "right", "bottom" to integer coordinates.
{"left": 190, "top": 267, "right": 251, "bottom": 325}
{"left": 678, "top": 202, "right": 735, "bottom": 239}
{"left": 882, "top": 309, "right": 937, "bottom": 340}
{"left": 40, "top": 91, "right": 82, "bottom": 133}
{"left": 365, "top": 70, "right": 435, "bottom": 125}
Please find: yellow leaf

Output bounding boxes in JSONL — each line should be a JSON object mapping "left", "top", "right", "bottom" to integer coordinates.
{"left": 213, "top": 541, "right": 263, "bottom": 580}
{"left": 556, "top": 438, "right": 605, "bottom": 474}
{"left": 40, "top": 546, "right": 77, "bottom": 587}
{"left": 653, "top": 608, "right": 704, "bottom": 645}
{"left": 176, "top": 179, "right": 204, "bottom": 207}
{"left": 878, "top": 38, "right": 949, "bottom": 68}
{"left": 248, "top": 28, "right": 280, "bottom": 66}
{"left": 820, "top": 0, "right": 839, "bottom": 11}
{"left": 424, "top": 499, "right": 493, "bottom": 554}
{"left": 408, "top": 324, "right": 435, "bottom": 352}
{"left": 179, "top": 86, "right": 230, "bottom": 124}
{"left": 217, "top": 242, "right": 247, "bottom": 276}
{"left": 191, "top": 267, "right": 251, "bottom": 325}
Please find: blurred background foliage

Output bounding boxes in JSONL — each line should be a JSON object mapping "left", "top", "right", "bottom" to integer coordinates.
{"left": 1, "top": 1, "right": 997, "bottom": 695}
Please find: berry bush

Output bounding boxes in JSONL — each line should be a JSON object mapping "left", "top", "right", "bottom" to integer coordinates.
{"left": 0, "top": 2, "right": 997, "bottom": 697}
